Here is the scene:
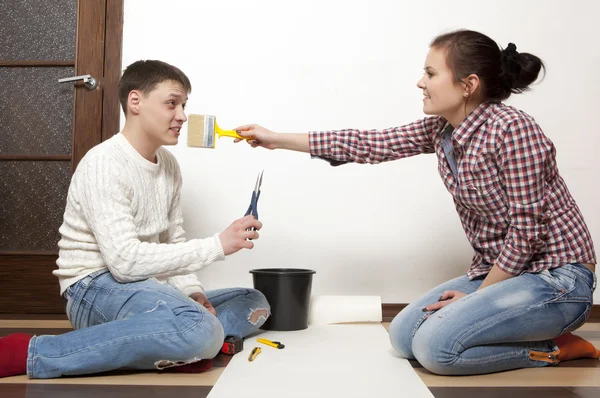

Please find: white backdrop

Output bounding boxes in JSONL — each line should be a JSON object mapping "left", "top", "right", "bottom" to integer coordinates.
{"left": 122, "top": 0, "right": 600, "bottom": 302}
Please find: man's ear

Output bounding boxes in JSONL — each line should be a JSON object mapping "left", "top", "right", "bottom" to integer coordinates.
{"left": 128, "top": 90, "right": 142, "bottom": 115}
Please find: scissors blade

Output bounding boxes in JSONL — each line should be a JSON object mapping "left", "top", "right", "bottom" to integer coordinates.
{"left": 253, "top": 169, "right": 264, "bottom": 194}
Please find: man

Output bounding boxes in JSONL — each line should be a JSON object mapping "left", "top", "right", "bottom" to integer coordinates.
{"left": 0, "top": 60, "right": 269, "bottom": 379}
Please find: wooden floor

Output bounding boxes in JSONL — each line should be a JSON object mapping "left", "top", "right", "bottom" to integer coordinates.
{"left": 1, "top": 320, "right": 599, "bottom": 397}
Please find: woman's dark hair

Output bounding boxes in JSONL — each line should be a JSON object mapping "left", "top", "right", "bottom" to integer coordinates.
{"left": 430, "top": 30, "right": 545, "bottom": 102}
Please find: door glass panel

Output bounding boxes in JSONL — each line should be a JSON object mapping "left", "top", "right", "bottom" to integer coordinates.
{"left": 0, "top": 0, "right": 77, "bottom": 60}
{"left": 0, "top": 67, "right": 74, "bottom": 155}
{"left": 0, "top": 161, "right": 71, "bottom": 251}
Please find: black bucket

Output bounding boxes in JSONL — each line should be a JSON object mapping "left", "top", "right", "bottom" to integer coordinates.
{"left": 250, "top": 268, "right": 316, "bottom": 331}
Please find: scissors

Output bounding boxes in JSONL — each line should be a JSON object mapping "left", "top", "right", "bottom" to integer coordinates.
{"left": 244, "top": 170, "right": 263, "bottom": 232}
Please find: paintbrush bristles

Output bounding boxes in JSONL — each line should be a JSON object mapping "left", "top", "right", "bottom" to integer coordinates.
{"left": 187, "top": 114, "right": 216, "bottom": 148}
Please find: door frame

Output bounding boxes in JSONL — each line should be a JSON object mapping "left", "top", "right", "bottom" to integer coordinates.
{"left": 74, "top": 0, "right": 124, "bottom": 169}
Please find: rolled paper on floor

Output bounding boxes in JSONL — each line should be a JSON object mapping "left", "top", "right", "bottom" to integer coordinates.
{"left": 308, "top": 295, "right": 382, "bottom": 326}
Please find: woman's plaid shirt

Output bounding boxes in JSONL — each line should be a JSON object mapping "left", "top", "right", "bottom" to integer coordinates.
{"left": 309, "top": 102, "right": 596, "bottom": 278}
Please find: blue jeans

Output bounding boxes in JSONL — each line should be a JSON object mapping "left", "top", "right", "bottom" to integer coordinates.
{"left": 389, "top": 263, "right": 596, "bottom": 375}
{"left": 27, "top": 270, "right": 270, "bottom": 379}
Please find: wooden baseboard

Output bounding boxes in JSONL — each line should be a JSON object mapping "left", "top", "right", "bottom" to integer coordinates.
{"left": 382, "top": 304, "right": 600, "bottom": 322}
{"left": 2, "top": 304, "right": 599, "bottom": 323}
{"left": 0, "top": 314, "right": 68, "bottom": 320}
{"left": 382, "top": 304, "right": 408, "bottom": 322}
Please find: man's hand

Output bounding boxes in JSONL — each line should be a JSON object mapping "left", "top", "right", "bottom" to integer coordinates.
{"left": 423, "top": 290, "right": 468, "bottom": 313}
{"left": 220, "top": 215, "right": 262, "bottom": 255}
{"left": 190, "top": 292, "right": 216, "bottom": 316}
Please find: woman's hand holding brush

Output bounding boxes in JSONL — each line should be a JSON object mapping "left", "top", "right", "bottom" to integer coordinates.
{"left": 234, "top": 124, "right": 310, "bottom": 153}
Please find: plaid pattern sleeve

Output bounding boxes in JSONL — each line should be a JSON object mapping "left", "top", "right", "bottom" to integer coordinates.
{"left": 308, "top": 116, "right": 444, "bottom": 165}
{"left": 494, "top": 117, "right": 554, "bottom": 275}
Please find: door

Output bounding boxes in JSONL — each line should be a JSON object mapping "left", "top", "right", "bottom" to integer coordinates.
{"left": 0, "top": 0, "right": 123, "bottom": 314}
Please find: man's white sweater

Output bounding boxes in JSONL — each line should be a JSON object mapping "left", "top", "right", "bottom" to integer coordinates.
{"left": 54, "top": 133, "right": 224, "bottom": 296}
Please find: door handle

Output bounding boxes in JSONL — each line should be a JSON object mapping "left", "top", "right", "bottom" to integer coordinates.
{"left": 58, "top": 74, "right": 98, "bottom": 90}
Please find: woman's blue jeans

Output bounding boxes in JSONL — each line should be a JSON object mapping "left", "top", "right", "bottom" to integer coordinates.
{"left": 389, "top": 263, "right": 596, "bottom": 375}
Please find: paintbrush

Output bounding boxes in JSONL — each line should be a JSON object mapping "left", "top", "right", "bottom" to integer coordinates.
{"left": 187, "top": 114, "right": 249, "bottom": 148}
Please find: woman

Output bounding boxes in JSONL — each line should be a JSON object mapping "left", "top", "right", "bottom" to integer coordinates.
{"left": 235, "top": 29, "right": 598, "bottom": 375}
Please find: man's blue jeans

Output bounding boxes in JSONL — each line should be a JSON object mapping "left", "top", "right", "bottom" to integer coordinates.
{"left": 27, "top": 270, "right": 270, "bottom": 378}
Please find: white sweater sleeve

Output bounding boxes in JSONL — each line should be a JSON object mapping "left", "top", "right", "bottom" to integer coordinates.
{"left": 163, "top": 167, "right": 207, "bottom": 296}
{"left": 79, "top": 156, "right": 224, "bottom": 283}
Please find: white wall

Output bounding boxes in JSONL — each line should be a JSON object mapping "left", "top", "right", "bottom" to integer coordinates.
{"left": 122, "top": 0, "right": 600, "bottom": 302}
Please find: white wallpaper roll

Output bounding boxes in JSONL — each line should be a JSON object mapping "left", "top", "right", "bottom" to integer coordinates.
{"left": 308, "top": 295, "right": 382, "bottom": 325}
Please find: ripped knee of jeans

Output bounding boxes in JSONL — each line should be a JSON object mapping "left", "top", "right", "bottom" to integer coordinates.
{"left": 155, "top": 357, "right": 202, "bottom": 370}
{"left": 248, "top": 308, "right": 270, "bottom": 326}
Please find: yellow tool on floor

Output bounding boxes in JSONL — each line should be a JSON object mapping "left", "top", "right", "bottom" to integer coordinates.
{"left": 257, "top": 338, "right": 285, "bottom": 349}
{"left": 248, "top": 347, "right": 261, "bottom": 362}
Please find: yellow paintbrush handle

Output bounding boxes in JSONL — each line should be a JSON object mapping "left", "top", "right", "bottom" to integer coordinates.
{"left": 215, "top": 124, "right": 248, "bottom": 140}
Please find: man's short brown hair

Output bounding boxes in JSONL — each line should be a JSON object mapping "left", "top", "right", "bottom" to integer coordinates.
{"left": 119, "top": 60, "right": 192, "bottom": 114}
